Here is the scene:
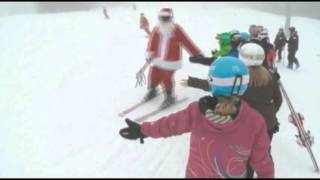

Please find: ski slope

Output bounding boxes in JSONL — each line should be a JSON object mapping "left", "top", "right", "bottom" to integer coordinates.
{"left": 0, "top": 2, "right": 319, "bottom": 178}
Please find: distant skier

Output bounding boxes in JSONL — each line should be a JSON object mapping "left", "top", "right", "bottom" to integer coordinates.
{"left": 139, "top": 13, "right": 151, "bottom": 36}
{"left": 249, "top": 24, "right": 260, "bottom": 43}
{"left": 273, "top": 28, "right": 287, "bottom": 62}
{"left": 287, "top": 26, "right": 300, "bottom": 69}
{"left": 137, "top": 8, "right": 202, "bottom": 108}
{"left": 103, "top": 7, "right": 109, "bottom": 19}
{"left": 257, "top": 28, "right": 276, "bottom": 69}
{"left": 120, "top": 57, "right": 275, "bottom": 178}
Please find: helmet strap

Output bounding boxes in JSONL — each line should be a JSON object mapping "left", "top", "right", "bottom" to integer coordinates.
{"left": 230, "top": 75, "right": 243, "bottom": 96}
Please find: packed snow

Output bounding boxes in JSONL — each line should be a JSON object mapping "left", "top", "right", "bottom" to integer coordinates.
{"left": 0, "top": 2, "right": 319, "bottom": 178}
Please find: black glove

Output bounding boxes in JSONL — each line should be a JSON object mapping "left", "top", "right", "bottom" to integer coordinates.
{"left": 189, "top": 54, "right": 204, "bottom": 63}
{"left": 211, "top": 49, "right": 218, "bottom": 56}
{"left": 198, "top": 96, "right": 218, "bottom": 115}
{"left": 274, "top": 71, "right": 280, "bottom": 81}
{"left": 271, "top": 121, "right": 280, "bottom": 134}
{"left": 119, "top": 118, "right": 147, "bottom": 144}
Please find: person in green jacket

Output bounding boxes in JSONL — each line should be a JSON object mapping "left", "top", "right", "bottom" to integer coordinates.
{"left": 211, "top": 31, "right": 232, "bottom": 58}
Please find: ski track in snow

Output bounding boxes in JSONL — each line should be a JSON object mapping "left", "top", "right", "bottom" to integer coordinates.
{"left": 0, "top": 2, "right": 319, "bottom": 178}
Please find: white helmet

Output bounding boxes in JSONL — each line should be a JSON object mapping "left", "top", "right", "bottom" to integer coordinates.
{"left": 239, "top": 43, "right": 265, "bottom": 66}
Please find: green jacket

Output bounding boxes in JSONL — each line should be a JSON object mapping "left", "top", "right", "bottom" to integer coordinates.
{"left": 212, "top": 32, "right": 232, "bottom": 58}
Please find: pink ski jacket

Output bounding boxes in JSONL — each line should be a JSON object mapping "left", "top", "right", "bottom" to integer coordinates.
{"left": 141, "top": 101, "right": 274, "bottom": 178}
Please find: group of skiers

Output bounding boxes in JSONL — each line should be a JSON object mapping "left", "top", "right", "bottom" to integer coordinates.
{"left": 119, "top": 8, "right": 305, "bottom": 178}
{"left": 274, "top": 27, "right": 300, "bottom": 69}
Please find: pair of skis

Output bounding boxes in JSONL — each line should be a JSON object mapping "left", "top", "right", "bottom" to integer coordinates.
{"left": 118, "top": 95, "right": 189, "bottom": 123}
{"left": 278, "top": 80, "right": 319, "bottom": 172}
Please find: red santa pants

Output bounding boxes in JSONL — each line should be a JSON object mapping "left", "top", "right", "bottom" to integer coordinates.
{"left": 148, "top": 66, "right": 175, "bottom": 91}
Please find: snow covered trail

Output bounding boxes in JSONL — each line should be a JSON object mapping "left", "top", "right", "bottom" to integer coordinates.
{"left": 0, "top": 3, "right": 319, "bottom": 177}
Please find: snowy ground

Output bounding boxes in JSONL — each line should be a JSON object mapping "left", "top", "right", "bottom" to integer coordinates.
{"left": 0, "top": 2, "right": 320, "bottom": 178}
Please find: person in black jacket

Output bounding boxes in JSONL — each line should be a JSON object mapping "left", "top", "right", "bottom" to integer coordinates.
{"left": 181, "top": 42, "right": 283, "bottom": 178}
{"left": 287, "top": 27, "right": 300, "bottom": 69}
{"left": 274, "top": 28, "right": 287, "bottom": 61}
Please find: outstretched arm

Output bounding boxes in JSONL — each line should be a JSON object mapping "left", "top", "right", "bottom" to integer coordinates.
{"left": 187, "top": 76, "right": 210, "bottom": 91}
{"left": 141, "top": 102, "right": 197, "bottom": 138}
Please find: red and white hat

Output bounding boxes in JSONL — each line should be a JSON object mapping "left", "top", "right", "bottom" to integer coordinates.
{"left": 158, "top": 8, "right": 173, "bottom": 17}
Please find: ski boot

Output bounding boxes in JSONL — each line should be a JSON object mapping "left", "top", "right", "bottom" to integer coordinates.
{"left": 143, "top": 87, "right": 158, "bottom": 102}
{"left": 160, "top": 90, "right": 176, "bottom": 109}
{"left": 296, "top": 63, "right": 300, "bottom": 69}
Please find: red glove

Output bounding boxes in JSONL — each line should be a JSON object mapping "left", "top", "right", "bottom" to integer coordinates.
{"left": 288, "top": 112, "right": 304, "bottom": 127}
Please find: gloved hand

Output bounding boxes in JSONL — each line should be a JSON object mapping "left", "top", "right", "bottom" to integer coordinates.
{"left": 211, "top": 49, "right": 218, "bottom": 56}
{"left": 288, "top": 112, "right": 304, "bottom": 127}
{"left": 274, "top": 71, "right": 280, "bottom": 81}
{"left": 270, "top": 121, "right": 280, "bottom": 134}
{"left": 119, "top": 118, "right": 147, "bottom": 144}
{"left": 146, "top": 58, "right": 152, "bottom": 63}
{"left": 189, "top": 54, "right": 204, "bottom": 63}
{"left": 198, "top": 96, "right": 218, "bottom": 115}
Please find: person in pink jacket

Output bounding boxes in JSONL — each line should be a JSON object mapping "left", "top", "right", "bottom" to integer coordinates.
{"left": 120, "top": 56, "right": 274, "bottom": 178}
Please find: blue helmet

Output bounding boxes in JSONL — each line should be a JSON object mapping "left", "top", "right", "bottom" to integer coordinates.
{"left": 208, "top": 56, "right": 249, "bottom": 97}
{"left": 240, "top": 32, "right": 250, "bottom": 41}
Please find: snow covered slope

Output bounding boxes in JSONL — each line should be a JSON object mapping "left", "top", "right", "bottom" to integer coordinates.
{"left": 0, "top": 2, "right": 319, "bottom": 178}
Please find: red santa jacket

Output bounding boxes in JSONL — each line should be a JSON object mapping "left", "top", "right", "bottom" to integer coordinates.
{"left": 140, "top": 16, "right": 149, "bottom": 29}
{"left": 146, "top": 23, "right": 201, "bottom": 70}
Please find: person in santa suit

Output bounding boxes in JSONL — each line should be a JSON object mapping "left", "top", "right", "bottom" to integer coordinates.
{"left": 140, "top": 13, "right": 151, "bottom": 36}
{"left": 143, "top": 8, "right": 203, "bottom": 108}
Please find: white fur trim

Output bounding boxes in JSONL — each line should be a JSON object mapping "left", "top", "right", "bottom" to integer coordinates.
{"left": 152, "top": 59, "right": 183, "bottom": 70}
{"left": 210, "top": 74, "right": 250, "bottom": 87}
{"left": 158, "top": 11, "right": 173, "bottom": 17}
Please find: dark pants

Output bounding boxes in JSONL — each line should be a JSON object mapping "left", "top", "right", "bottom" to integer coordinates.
{"left": 288, "top": 50, "right": 300, "bottom": 68}
{"left": 276, "top": 47, "right": 283, "bottom": 60}
{"left": 246, "top": 130, "right": 274, "bottom": 178}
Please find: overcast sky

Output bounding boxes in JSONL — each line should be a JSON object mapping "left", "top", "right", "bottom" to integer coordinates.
{"left": 1, "top": 2, "right": 320, "bottom": 20}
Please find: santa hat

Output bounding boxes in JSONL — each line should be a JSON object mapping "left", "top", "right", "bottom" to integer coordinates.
{"left": 158, "top": 8, "right": 173, "bottom": 17}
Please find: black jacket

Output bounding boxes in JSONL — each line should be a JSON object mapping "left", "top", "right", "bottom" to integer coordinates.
{"left": 287, "top": 32, "right": 299, "bottom": 52}
{"left": 187, "top": 71, "right": 283, "bottom": 130}
{"left": 274, "top": 32, "right": 287, "bottom": 49}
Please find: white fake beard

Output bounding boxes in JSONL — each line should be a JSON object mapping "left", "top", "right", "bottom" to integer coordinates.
{"left": 158, "top": 22, "right": 175, "bottom": 37}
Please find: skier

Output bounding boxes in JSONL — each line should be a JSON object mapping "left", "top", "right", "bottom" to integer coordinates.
{"left": 120, "top": 57, "right": 274, "bottom": 178}
{"left": 103, "top": 7, "right": 109, "bottom": 19}
{"left": 249, "top": 24, "right": 260, "bottom": 43}
{"left": 181, "top": 43, "right": 282, "bottom": 177}
{"left": 287, "top": 26, "right": 300, "bottom": 69}
{"left": 138, "top": 8, "right": 202, "bottom": 108}
{"left": 140, "top": 13, "right": 151, "bottom": 36}
{"left": 189, "top": 30, "right": 247, "bottom": 66}
{"left": 273, "top": 28, "right": 287, "bottom": 62}
{"left": 258, "top": 28, "right": 276, "bottom": 69}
